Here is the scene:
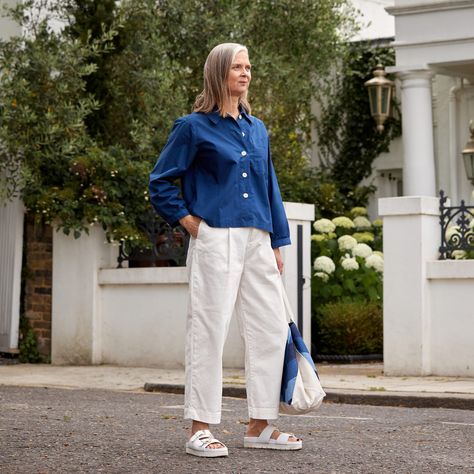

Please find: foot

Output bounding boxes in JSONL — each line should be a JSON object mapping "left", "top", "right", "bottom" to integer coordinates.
{"left": 191, "top": 421, "right": 225, "bottom": 449}
{"left": 245, "top": 419, "right": 301, "bottom": 443}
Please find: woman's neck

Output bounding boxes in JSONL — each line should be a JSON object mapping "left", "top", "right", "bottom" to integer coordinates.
{"left": 224, "top": 97, "right": 240, "bottom": 119}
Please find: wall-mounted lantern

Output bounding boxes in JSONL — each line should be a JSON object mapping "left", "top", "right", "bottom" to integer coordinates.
{"left": 462, "top": 120, "right": 474, "bottom": 184}
{"left": 364, "top": 64, "right": 394, "bottom": 133}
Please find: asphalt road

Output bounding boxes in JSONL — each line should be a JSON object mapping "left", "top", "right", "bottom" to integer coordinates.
{"left": 0, "top": 386, "right": 473, "bottom": 473}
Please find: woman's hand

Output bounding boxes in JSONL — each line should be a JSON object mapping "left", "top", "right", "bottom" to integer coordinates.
{"left": 273, "top": 248, "right": 284, "bottom": 274}
{"left": 179, "top": 214, "right": 202, "bottom": 239}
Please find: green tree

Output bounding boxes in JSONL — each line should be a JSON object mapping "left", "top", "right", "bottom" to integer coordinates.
{"left": 0, "top": 0, "right": 358, "bottom": 243}
{"left": 156, "top": 0, "right": 358, "bottom": 170}
{"left": 316, "top": 41, "right": 402, "bottom": 194}
{"left": 0, "top": 0, "right": 187, "bottom": 242}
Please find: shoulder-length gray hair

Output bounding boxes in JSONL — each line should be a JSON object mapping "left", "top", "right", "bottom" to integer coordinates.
{"left": 193, "top": 42, "right": 251, "bottom": 116}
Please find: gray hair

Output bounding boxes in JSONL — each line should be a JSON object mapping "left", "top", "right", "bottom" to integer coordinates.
{"left": 193, "top": 43, "right": 251, "bottom": 116}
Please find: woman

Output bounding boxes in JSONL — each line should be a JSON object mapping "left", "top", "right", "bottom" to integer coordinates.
{"left": 149, "top": 43, "right": 302, "bottom": 457}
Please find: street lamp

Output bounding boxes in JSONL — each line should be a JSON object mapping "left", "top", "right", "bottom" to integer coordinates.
{"left": 462, "top": 120, "right": 474, "bottom": 184}
{"left": 365, "top": 64, "right": 394, "bottom": 133}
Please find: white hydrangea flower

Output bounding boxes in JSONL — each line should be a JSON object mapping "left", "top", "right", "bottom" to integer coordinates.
{"left": 341, "top": 257, "right": 359, "bottom": 271}
{"left": 373, "top": 250, "right": 384, "bottom": 258}
{"left": 314, "top": 272, "right": 329, "bottom": 282}
{"left": 332, "top": 216, "right": 355, "bottom": 229}
{"left": 313, "top": 256, "right": 336, "bottom": 274}
{"left": 338, "top": 235, "right": 358, "bottom": 251}
{"left": 353, "top": 216, "right": 372, "bottom": 228}
{"left": 452, "top": 250, "right": 467, "bottom": 260}
{"left": 365, "top": 254, "right": 384, "bottom": 273}
{"left": 350, "top": 207, "right": 368, "bottom": 217}
{"left": 373, "top": 219, "right": 383, "bottom": 228}
{"left": 353, "top": 243, "right": 373, "bottom": 258}
{"left": 311, "top": 234, "right": 326, "bottom": 242}
{"left": 353, "top": 231, "right": 375, "bottom": 243}
{"left": 313, "top": 218, "right": 336, "bottom": 234}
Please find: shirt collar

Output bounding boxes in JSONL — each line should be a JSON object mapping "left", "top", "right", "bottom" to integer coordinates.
{"left": 206, "top": 106, "right": 254, "bottom": 125}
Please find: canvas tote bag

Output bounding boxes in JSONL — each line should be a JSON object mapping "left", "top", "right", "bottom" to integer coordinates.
{"left": 279, "top": 281, "right": 326, "bottom": 415}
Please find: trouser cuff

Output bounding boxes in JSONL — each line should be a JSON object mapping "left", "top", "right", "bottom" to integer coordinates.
{"left": 184, "top": 407, "right": 221, "bottom": 424}
{"left": 248, "top": 407, "right": 280, "bottom": 421}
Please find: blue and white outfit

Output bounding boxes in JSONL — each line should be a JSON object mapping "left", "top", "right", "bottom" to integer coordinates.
{"left": 149, "top": 108, "right": 290, "bottom": 423}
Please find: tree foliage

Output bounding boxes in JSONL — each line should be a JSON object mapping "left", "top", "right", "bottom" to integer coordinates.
{"left": 316, "top": 41, "right": 402, "bottom": 194}
{"left": 0, "top": 0, "right": 357, "bottom": 242}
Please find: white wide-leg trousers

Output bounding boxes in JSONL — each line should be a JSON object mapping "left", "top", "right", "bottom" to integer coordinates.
{"left": 184, "top": 221, "right": 288, "bottom": 424}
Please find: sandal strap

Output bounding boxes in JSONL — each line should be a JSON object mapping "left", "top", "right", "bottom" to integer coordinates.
{"left": 275, "top": 432, "right": 290, "bottom": 443}
{"left": 189, "top": 429, "right": 212, "bottom": 444}
{"left": 258, "top": 425, "right": 278, "bottom": 443}
{"left": 201, "top": 437, "right": 225, "bottom": 449}
{"left": 189, "top": 430, "right": 226, "bottom": 449}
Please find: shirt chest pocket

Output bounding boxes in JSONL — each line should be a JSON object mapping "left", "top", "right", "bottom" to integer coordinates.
{"left": 250, "top": 157, "right": 267, "bottom": 176}
{"left": 249, "top": 136, "right": 268, "bottom": 172}
{"left": 250, "top": 134, "right": 268, "bottom": 153}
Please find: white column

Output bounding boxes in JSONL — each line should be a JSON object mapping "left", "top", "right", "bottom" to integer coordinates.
{"left": 0, "top": 197, "right": 24, "bottom": 353}
{"left": 379, "top": 196, "right": 440, "bottom": 376}
{"left": 398, "top": 70, "right": 436, "bottom": 196}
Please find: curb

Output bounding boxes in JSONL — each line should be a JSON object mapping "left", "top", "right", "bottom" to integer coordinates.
{"left": 143, "top": 383, "right": 474, "bottom": 411}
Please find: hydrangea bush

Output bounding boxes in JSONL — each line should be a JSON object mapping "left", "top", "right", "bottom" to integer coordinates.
{"left": 444, "top": 223, "right": 474, "bottom": 259}
{"left": 311, "top": 207, "right": 383, "bottom": 304}
{"left": 311, "top": 207, "right": 384, "bottom": 355}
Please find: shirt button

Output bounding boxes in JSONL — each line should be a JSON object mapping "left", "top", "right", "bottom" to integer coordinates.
{"left": 242, "top": 132, "right": 245, "bottom": 137}
{"left": 243, "top": 193, "right": 249, "bottom": 198}
{"left": 242, "top": 172, "right": 248, "bottom": 178}
{"left": 241, "top": 150, "right": 247, "bottom": 156}
{"left": 239, "top": 114, "right": 242, "bottom": 119}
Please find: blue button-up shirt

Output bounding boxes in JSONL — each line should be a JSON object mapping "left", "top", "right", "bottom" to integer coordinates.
{"left": 149, "top": 109, "right": 291, "bottom": 248}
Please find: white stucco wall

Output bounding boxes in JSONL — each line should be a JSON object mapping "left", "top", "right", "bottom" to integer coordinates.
{"left": 427, "top": 261, "right": 474, "bottom": 375}
{"left": 52, "top": 203, "right": 314, "bottom": 368}
{"left": 0, "top": 0, "right": 21, "bottom": 39}
{"left": 380, "top": 196, "right": 474, "bottom": 377}
{"left": 351, "top": 0, "right": 395, "bottom": 41}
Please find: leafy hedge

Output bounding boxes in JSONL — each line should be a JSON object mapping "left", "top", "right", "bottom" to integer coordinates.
{"left": 0, "top": 0, "right": 357, "bottom": 244}
{"left": 315, "top": 301, "right": 382, "bottom": 355}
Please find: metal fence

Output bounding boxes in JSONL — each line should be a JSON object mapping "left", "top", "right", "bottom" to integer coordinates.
{"left": 117, "top": 209, "right": 187, "bottom": 268}
{"left": 439, "top": 190, "right": 474, "bottom": 259}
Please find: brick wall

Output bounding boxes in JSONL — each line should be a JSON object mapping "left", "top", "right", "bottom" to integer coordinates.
{"left": 23, "top": 215, "right": 53, "bottom": 356}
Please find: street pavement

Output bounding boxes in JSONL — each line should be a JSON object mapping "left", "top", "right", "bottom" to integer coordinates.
{"left": 1, "top": 363, "right": 474, "bottom": 409}
{"left": 1, "top": 386, "right": 473, "bottom": 473}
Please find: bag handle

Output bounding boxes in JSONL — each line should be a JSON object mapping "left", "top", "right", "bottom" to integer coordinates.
{"left": 280, "top": 277, "right": 296, "bottom": 324}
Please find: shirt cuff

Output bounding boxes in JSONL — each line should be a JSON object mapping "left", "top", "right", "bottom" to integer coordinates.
{"left": 171, "top": 209, "right": 190, "bottom": 227}
{"left": 270, "top": 236, "right": 291, "bottom": 249}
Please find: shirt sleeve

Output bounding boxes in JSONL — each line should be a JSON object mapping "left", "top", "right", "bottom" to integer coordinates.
{"left": 267, "top": 144, "right": 291, "bottom": 249}
{"left": 149, "top": 117, "right": 197, "bottom": 226}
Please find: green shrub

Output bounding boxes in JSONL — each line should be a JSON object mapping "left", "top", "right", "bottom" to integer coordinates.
{"left": 18, "top": 315, "right": 42, "bottom": 363}
{"left": 311, "top": 208, "right": 383, "bottom": 355}
{"left": 314, "top": 301, "right": 382, "bottom": 355}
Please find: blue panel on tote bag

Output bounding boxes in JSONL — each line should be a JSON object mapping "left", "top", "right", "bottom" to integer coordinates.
{"left": 280, "top": 322, "right": 319, "bottom": 405}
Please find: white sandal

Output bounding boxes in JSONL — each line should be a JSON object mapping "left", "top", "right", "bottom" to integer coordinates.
{"left": 244, "top": 425, "right": 302, "bottom": 450}
{"left": 185, "top": 429, "right": 229, "bottom": 458}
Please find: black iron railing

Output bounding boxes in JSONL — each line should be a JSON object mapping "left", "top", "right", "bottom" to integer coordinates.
{"left": 439, "top": 190, "right": 474, "bottom": 259}
{"left": 117, "top": 209, "right": 188, "bottom": 268}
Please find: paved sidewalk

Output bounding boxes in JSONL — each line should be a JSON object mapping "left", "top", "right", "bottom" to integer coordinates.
{"left": 1, "top": 362, "right": 474, "bottom": 409}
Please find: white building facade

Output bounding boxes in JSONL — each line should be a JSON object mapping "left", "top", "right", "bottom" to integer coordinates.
{"left": 380, "top": 0, "right": 474, "bottom": 376}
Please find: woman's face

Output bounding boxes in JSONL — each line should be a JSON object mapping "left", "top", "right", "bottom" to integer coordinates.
{"left": 227, "top": 50, "right": 251, "bottom": 97}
